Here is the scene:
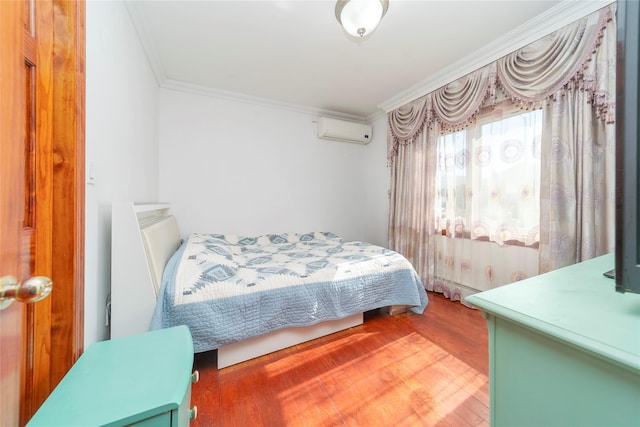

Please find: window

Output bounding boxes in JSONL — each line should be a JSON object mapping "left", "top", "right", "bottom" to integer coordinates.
{"left": 435, "top": 104, "right": 542, "bottom": 247}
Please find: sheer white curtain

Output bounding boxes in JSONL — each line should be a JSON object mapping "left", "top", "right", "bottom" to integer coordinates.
{"left": 436, "top": 105, "right": 542, "bottom": 246}
{"left": 430, "top": 104, "right": 542, "bottom": 300}
{"left": 387, "top": 4, "right": 616, "bottom": 303}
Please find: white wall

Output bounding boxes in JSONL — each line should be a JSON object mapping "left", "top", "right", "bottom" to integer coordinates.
{"left": 159, "top": 89, "right": 379, "bottom": 243}
{"left": 85, "top": 0, "right": 159, "bottom": 346}
{"left": 362, "top": 114, "right": 391, "bottom": 247}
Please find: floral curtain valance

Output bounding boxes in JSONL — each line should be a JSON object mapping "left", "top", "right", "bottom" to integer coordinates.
{"left": 388, "top": 3, "right": 616, "bottom": 162}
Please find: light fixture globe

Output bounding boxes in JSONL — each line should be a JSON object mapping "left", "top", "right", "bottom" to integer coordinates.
{"left": 335, "top": 0, "right": 389, "bottom": 38}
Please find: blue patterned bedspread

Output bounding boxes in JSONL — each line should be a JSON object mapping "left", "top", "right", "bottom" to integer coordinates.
{"left": 150, "top": 231, "right": 428, "bottom": 353}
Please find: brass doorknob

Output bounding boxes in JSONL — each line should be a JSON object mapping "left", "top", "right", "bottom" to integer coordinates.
{"left": 0, "top": 275, "right": 53, "bottom": 310}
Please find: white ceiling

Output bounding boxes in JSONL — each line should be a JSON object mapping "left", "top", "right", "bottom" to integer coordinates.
{"left": 125, "top": 0, "right": 610, "bottom": 120}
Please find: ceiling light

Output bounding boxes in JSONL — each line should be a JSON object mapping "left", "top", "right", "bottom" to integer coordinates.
{"left": 335, "top": 0, "right": 389, "bottom": 38}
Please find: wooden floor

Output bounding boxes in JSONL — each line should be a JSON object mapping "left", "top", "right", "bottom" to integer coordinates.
{"left": 191, "top": 292, "right": 489, "bottom": 426}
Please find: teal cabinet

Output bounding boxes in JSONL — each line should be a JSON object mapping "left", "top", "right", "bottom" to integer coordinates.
{"left": 466, "top": 254, "right": 640, "bottom": 427}
{"left": 27, "top": 325, "right": 197, "bottom": 427}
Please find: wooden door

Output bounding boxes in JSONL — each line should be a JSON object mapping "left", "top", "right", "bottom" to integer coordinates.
{"left": 0, "top": 1, "right": 85, "bottom": 425}
{"left": 1, "top": 3, "right": 38, "bottom": 425}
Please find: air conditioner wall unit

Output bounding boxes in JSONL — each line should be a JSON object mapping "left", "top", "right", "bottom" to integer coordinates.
{"left": 317, "top": 117, "right": 372, "bottom": 144}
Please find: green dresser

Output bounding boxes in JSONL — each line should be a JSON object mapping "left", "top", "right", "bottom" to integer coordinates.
{"left": 466, "top": 254, "right": 640, "bottom": 427}
{"left": 27, "top": 325, "right": 198, "bottom": 427}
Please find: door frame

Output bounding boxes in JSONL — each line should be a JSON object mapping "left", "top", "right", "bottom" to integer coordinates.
{"left": 22, "top": 1, "right": 85, "bottom": 424}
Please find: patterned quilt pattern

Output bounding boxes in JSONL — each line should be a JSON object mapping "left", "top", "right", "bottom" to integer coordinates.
{"left": 151, "top": 231, "right": 428, "bottom": 352}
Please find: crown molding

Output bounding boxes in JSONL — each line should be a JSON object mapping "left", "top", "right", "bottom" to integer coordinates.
{"left": 377, "top": 0, "right": 615, "bottom": 113}
{"left": 367, "top": 109, "right": 388, "bottom": 124}
{"left": 161, "top": 79, "right": 369, "bottom": 123}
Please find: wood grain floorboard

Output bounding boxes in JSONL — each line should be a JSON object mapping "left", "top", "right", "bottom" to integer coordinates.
{"left": 191, "top": 292, "right": 489, "bottom": 426}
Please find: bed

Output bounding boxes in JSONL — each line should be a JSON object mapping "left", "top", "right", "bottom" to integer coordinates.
{"left": 111, "top": 202, "right": 428, "bottom": 368}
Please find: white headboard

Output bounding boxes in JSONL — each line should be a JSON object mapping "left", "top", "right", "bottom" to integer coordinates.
{"left": 110, "top": 202, "right": 181, "bottom": 339}
{"left": 140, "top": 215, "right": 182, "bottom": 296}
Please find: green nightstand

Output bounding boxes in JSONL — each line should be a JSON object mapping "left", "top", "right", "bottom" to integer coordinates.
{"left": 27, "top": 325, "right": 198, "bottom": 427}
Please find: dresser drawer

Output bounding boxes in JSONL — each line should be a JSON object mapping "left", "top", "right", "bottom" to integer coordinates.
{"left": 131, "top": 411, "right": 171, "bottom": 427}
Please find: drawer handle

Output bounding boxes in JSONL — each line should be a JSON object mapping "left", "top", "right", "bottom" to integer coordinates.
{"left": 189, "top": 406, "right": 198, "bottom": 420}
{"left": 191, "top": 370, "right": 199, "bottom": 383}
